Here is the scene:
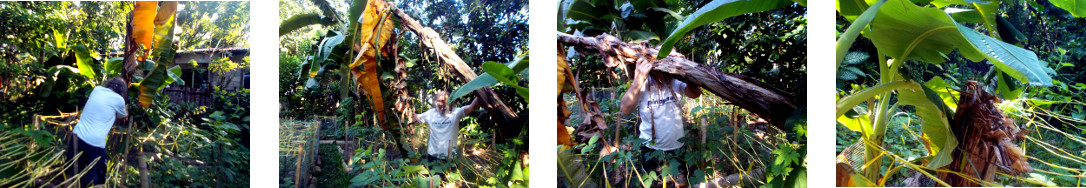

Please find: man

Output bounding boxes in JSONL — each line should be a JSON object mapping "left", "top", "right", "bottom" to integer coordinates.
{"left": 415, "top": 90, "right": 481, "bottom": 161}
{"left": 620, "top": 61, "right": 702, "bottom": 187}
{"left": 68, "top": 77, "right": 128, "bottom": 186}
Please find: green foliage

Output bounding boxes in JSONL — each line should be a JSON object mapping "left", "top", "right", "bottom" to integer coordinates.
{"left": 656, "top": 0, "right": 796, "bottom": 59}
{"left": 895, "top": 80, "right": 956, "bottom": 169}
{"left": 71, "top": 45, "right": 100, "bottom": 83}
{"left": 833, "top": 0, "right": 1086, "bottom": 186}
{"left": 209, "top": 57, "right": 241, "bottom": 75}
{"left": 838, "top": 51, "right": 870, "bottom": 81}
{"left": 449, "top": 56, "right": 529, "bottom": 104}
{"left": 557, "top": 146, "right": 597, "bottom": 188}
{"left": 0, "top": 2, "right": 250, "bottom": 186}
{"left": 172, "top": 1, "right": 250, "bottom": 50}
{"left": 1049, "top": 0, "right": 1086, "bottom": 17}
{"left": 279, "top": 13, "right": 336, "bottom": 36}
{"left": 560, "top": 0, "right": 805, "bottom": 187}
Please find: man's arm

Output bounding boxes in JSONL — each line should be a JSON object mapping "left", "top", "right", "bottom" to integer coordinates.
{"left": 115, "top": 100, "right": 128, "bottom": 125}
{"left": 462, "top": 97, "right": 482, "bottom": 116}
{"left": 414, "top": 113, "right": 425, "bottom": 124}
{"left": 620, "top": 60, "right": 654, "bottom": 115}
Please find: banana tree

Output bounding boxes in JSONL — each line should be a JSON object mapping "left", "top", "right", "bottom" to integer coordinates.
{"left": 281, "top": 0, "right": 521, "bottom": 129}
{"left": 558, "top": 0, "right": 807, "bottom": 186}
{"left": 835, "top": 0, "right": 1051, "bottom": 184}
{"left": 122, "top": 1, "right": 186, "bottom": 108}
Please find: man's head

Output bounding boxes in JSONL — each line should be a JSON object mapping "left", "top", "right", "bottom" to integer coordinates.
{"left": 103, "top": 77, "right": 127, "bottom": 96}
{"left": 434, "top": 90, "right": 449, "bottom": 114}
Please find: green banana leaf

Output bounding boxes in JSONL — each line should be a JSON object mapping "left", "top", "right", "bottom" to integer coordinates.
{"left": 864, "top": 0, "right": 1052, "bottom": 86}
{"left": 448, "top": 56, "right": 528, "bottom": 104}
{"left": 1050, "top": 0, "right": 1086, "bottom": 17}
{"left": 557, "top": 146, "right": 597, "bottom": 188}
{"left": 72, "top": 45, "right": 98, "bottom": 81}
{"left": 657, "top": 0, "right": 793, "bottom": 59}
{"left": 279, "top": 13, "right": 337, "bottom": 36}
{"left": 896, "top": 78, "right": 957, "bottom": 169}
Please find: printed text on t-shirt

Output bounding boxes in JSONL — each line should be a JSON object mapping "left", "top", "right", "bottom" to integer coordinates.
{"left": 646, "top": 96, "right": 676, "bottom": 108}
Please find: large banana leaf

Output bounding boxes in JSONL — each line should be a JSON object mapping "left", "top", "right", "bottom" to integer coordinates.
{"left": 40, "top": 66, "right": 81, "bottom": 97}
{"left": 836, "top": 0, "right": 872, "bottom": 19}
{"left": 897, "top": 79, "right": 957, "bottom": 169}
{"left": 449, "top": 57, "right": 529, "bottom": 104}
{"left": 300, "top": 34, "right": 345, "bottom": 81}
{"left": 564, "top": 0, "right": 608, "bottom": 29}
{"left": 931, "top": 0, "right": 1001, "bottom": 34}
{"left": 482, "top": 61, "right": 529, "bottom": 102}
{"left": 1050, "top": 0, "right": 1086, "bottom": 17}
{"left": 138, "top": 63, "right": 167, "bottom": 107}
{"left": 151, "top": 2, "right": 178, "bottom": 64}
{"left": 53, "top": 28, "right": 67, "bottom": 52}
{"left": 837, "top": 107, "right": 872, "bottom": 135}
{"left": 923, "top": 76, "right": 959, "bottom": 110}
{"left": 864, "top": 0, "right": 1052, "bottom": 86}
{"left": 956, "top": 23, "right": 1052, "bottom": 86}
{"left": 557, "top": 146, "right": 597, "bottom": 188}
{"left": 137, "top": 63, "right": 183, "bottom": 107}
{"left": 656, "top": 0, "right": 793, "bottom": 59}
{"left": 346, "top": 0, "right": 370, "bottom": 50}
{"left": 354, "top": 0, "right": 394, "bottom": 53}
{"left": 105, "top": 57, "right": 124, "bottom": 77}
{"left": 279, "top": 13, "right": 337, "bottom": 36}
{"left": 154, "top": 1, "right": 177, "bottom": 24}
{"left": 308, "top": 0, "right": 340, "bottom": 22}
{"left": 132, "top": 1, "right": 158, "bottom": 61}
{"left": 347, "top": 0, "right": 395, "bottom": 124}
{"left": 72, "top": 45, "right": 98, "bottom": 81}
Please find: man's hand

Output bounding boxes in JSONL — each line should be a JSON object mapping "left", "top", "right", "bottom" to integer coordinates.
{"left": 620, "top": 59, "right": 654, "bottom": 115}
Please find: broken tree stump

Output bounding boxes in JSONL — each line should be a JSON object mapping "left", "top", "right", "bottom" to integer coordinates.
{"left": 938, "top": 81, "right": 1032, "bottom": 186}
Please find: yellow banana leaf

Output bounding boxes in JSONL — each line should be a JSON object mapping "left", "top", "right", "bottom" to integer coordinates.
{"left": 154, "top": 2, "right": 177, "bottom": 25}
{"left": 351, "top": 47, "right": 386, "bottom": 125}
{"left": 348, "top": 0, "right": 396, "bottom": 126}
{"left": 557, "top": 52, "right": 568, "bottom": 97}
{"left": 132, "top": 1, "right": 158, "bottom": 61}
{"left": 557, "top": 51, "right": 574, "bottom": 146}
{"left": 354, "top": 0, "right": 395, "bottom": 57}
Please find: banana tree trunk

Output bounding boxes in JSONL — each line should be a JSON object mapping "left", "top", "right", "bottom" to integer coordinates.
{"left": 392, "top": 9, "right": 518, "bottom": 125}
{"left": 556, "top": 32, "right": 797, "bottom": 127}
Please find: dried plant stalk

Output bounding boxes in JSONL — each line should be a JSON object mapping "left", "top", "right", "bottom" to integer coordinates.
{"left": 939, "top": 81, "right": 1032, "bottom": 186}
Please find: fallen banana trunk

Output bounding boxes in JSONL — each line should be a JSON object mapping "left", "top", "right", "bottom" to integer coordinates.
{"left": 392, "top": 8, "right": 518, "bottom": 125}
{"left": 556, "top": 32, "right": 797, "bottom": 127}
{"left": 702, "top": 167, "right": 766, "bottom": 188}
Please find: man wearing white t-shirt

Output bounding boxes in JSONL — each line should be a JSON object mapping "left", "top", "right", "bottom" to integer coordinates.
{"left": 621, "top": 62, "right": 702, "bottom": 187}
{"left": 67, "top": 77, "right": 128, "bottom": 186}
{"left": 415, "top": 90, "right": 481, "bottom": 161}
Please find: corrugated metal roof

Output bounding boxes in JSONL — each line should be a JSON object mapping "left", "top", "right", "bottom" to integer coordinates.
{"left": 175, "top": 47, "right": 248, "bottom": 54}
{"left": 106, "top": 47, "right": 248, "bottom": 56}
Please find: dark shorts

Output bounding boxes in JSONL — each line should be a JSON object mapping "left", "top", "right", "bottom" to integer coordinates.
{"left": 67, "top": 136, "right": 107, "bottom": 186}
{"left": 424, "top": 154, "right": 444, "bottom": 162}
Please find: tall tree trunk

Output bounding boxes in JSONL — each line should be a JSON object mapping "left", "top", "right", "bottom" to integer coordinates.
{"left": 122, "top": 6, "right": 139, "bottom": 83}
{"left": 556, "top": 32, "right": 797, "bottom": 127}
{"left": 391, "top": 9, "right": 519, "bottom": 125}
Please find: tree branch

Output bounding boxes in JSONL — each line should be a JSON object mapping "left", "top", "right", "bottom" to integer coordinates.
{"left": 557, "top": 32, "right": 797, "bottom": 126}
{"left": 393, "top": 9, "right": 518, "bottom": 124}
